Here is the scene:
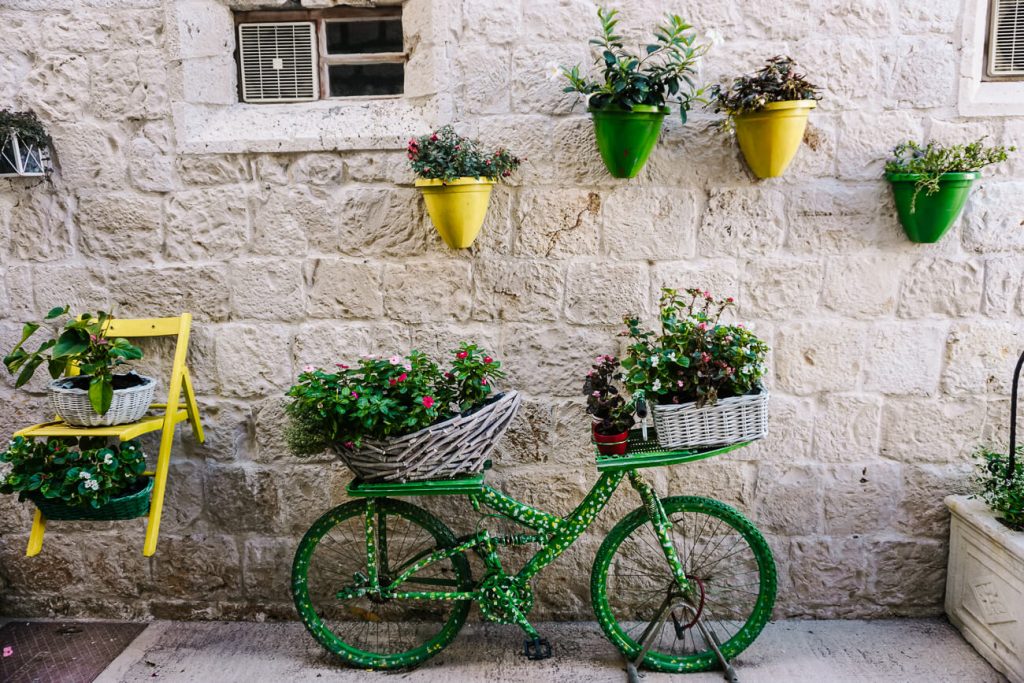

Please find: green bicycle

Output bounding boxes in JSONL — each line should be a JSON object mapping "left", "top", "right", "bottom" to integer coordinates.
{"left": 291, "top": 431, "right": 776, "bottom": 679}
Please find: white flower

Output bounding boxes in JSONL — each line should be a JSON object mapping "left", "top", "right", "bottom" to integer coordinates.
{"left": 79, "top": 471, "right": 91, "bottom": 479}
{"left": 545, "top": 61, "right": 562, "bottom": 82}
{"left": 652, "top": 379, "right": 662, "bottom": 392}
{"left": 84, "top": 479, "right": 99, "bottom": 491}
{"left": 103, "top": 453, "right": 114, "bottom": 465}
{"left": 704, "top": 28, "right": 724, "bottom": 47}
{"left": 651, "top": 355, "right": 659, "bottom": 367}
{"left": 667, "top": 351, "right": 676, "bottom": 362}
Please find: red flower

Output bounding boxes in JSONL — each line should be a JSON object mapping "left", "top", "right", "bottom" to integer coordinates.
{"left": 456, "top": 351, "right": 468, "bottom": 360}
{"left": 422, "top": 396, "right": 435, "bottom": 408}
{"left": 483, "top": 356, "right": 493, "bottom": 364}
{"left": 396, "top": 372, "right": 407, "bottom": 383}
{"left": 726, "top": 297, "right": 734, "bottom": 303}
{"left": 430, "top": 133, "right": 439, "bottom": 141}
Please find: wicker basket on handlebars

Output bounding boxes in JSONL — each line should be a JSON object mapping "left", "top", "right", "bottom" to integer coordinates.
{"left": 651, "top": 387, "right": 768, "bottom": 450}
{"left": 336, "top": 391, "right": 522, "bottom": 483}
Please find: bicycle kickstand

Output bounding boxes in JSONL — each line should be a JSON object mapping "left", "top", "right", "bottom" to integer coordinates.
{"left": 693, "top": 617, "right": 740, "bottom": 683}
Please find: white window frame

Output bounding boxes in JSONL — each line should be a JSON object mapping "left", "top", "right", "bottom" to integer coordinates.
{"left": 959, "top": 0, "right": 1024, "bottom": 116}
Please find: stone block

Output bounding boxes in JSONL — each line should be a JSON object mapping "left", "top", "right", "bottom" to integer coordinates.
{"left": 18, "top": 54, "right": 90, "bottom": 122}
{"left": 837, "top": 111, "right": 925, "bottom": 181}
{"left": 943, "top": 322, "right": 1024, "bottom": 395}
{"left": 698, "top": 187, "right": 785, "bottom": 257}
{"left": 822, "top": 255, "right": 904, "bottom": 317}
{"left": 177, "top": 155, "right": 251, "bottom": 185}
{"left": 983, "top": 255, "right": 1024, "bottom": 316}
{"left": 151, "top": 534, "right": 242, "bottom": 600}
{"left": 514, "top": 188, "right": 601, "bottom": 259}
{"left": 8, "top": 191, "right": 72, "bottom": 262}
{"left": 775, "top": 322, "right": 866, "bottom": 394}
{"left": 109, "top": 265, "right": 231, "bottom": 322}
{"left": 753, "top": 463, "right": 825, "bottom": 535}
{"left": 880, "top": 397, "right": 988, "bottom": 463}
{"left": 49, "top": 120, "right": 129, "bottom": 189}
{"left": 787, "top": 537, "right": 870, "bottom": 615}
{"left": 787, "top": 183, "right": 889, "bottom": 253}
{"left": 812, "top": 394, "right": 883, "bottom": 462}
{"left": 822, "top": 462, "right": 901, "bottom": 535}
{"left": 78, "top": 192, "right": 162, "bottom": 259}
{"left": 128, "top": 122, "right": 177, "bottom": 192}
{"left": 869, "top": 537, "right": 946, "bottom": 613}
{"left": 651, "top": 260, "right": 741, "bottom": 304}
{"left": 472, "top": 258, "right": 564, "bottom": 322}
{"left": 862, "top": 323, "right": 946, "bottom": 395}
{"left": 503, "top": 324, "right": 612, "bottom": 396}
{"left": 215, "top": 324, "right": 292, "bottom": 398}
{"left": 175, "top": 0, "right": 234, "bottom": 58}
{"left": 881, "top": 37, "right": 957, "bottom": 110}
{"left": 250, "top": 187, "right": 316, "bottom": 256}
{"left": 602, "top": 187, "right": 697, "bottom": 260}
{"left": 564, "top": 262, "right": 648, "bottom": 324}
{"left": 165, "top": 189, "right": 250, "bottom": 260}
{"left": 743, "top": 259, "right": 824, "bottom": 319}
{"left": 204, "top": 466, "right": 280, "bottom": 532}
{"left": 229, "top": 259, "right": 304, "bottom": 322}
{"left": 306, "top": 258, "right": 384, "bottom": 319}
{"left": 896, "top": 463, "right": 972, "bottom": 539}
{"left": 382, "top": 261, "right": 472, "bottom": 322}
{"left": 242, "top": 537, "right": 294, "bottom": 602}
{"left": 291, "top": 153, "right": 345, "bottom": 186}
{"left": 963, "top": 182, "right": 1024, "bottom": 252}
{"left": 89, "top": 51, "right": 168, "bottom": 120}
{"left": 453, "top": 45, "right": 510, "bottom": 115}
{"left": 292, "top": 321, "right": 410, "bottom": 368}
{"left": 898, "top": 258, "right": 984, "bottom": 318}
{"left": 337, "top": 187, "right": 429, "bottom": 257}
{"left": 511, "top": 42, "right": 588, "bottom": 116}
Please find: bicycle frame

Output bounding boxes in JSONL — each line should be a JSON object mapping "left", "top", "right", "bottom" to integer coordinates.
{"left": 346, "top": 468, "right": 693, "bottom": 605}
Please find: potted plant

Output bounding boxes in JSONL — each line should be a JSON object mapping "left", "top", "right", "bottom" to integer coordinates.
{"left": 560, "top": 7, "right": 714, "bottom": 178}
{"left": 584, "top": 355, "right": 635, "bottom": 456}
{"left": 0, "top": 109, "right": 50, "bottom": 177}
{"left": 0, "top": 436, "right": 151, "bottom": 520}
{"left": 945, "top": 350, "right": 1024, "bottom": 683}
{"left": 709, "top": 56, "right": 821, "bottom": 178}
{"left": 622, "top": 288, "right": 769, "bottom": 450}
{"left": 286, "top": 343, "right": 520, "bottom": 482}
{"left": 3, "top": 306, "right": 155, "bottom": 427}
{"left": 408, "top": 126, "right": 522, "bottom": 249}
{"left": 885, "top": 139, "right": 1014, "bottom": 243}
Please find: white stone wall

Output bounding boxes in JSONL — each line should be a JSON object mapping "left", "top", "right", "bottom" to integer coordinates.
{"left": 0, "top": 0, "right": 1017, "bottom": 621}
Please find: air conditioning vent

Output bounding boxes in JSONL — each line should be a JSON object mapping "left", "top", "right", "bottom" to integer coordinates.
{"left": 989, "top": 0, "right": 1024, "bottom": 76}
{"left": 238, "top": 22, "right": 319, "bottom": 103}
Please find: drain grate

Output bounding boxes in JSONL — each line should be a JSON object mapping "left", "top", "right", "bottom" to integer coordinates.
{"left": 0, "top": 621, "right": 146, "bottom": 683}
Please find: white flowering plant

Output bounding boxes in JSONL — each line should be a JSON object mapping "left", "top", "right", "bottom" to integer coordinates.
{"left": 622, "top": 288, "right": 768, "bottom": 407}
{"left": 0, "top": 436, "right": 147, "bottom": 508}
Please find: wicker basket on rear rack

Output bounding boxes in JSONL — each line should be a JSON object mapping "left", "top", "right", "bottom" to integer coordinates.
{"left": 650, "top": 387, "right": 768, "bottom": 450}
{"left": 336, "top": 391, "right": 522, "bottom": 483}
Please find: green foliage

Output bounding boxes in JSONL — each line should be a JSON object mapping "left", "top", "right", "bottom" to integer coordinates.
{"left": 285, "top": 344, "right": 506, "bottom": 456}
{"left": 0, "top": 109, "right": 50, "bottom": 147}
{"left": 0, "top": 436, "right": 147, "bottom": 509}
{"left": 561, "top": 7, "right": 713, "bottom": 122}
{"left": 622, "top": 288, "right": 768, "bottom": 407}
{"left": 885, "top": 138, "right": 1014, "bottom": 209}
{"left": 3, "top": 306, "right": 144, "bottom": 415}
{"left": 408, "top": 125, "right": 521, "bottom": 182}
{"left": 972, "top": 446, "right": 1024, "bottom": 530}
{"left": 583, "top": 355, "right": 635, "bottom": 435}
{"left": 709, "top": 56, "right": 821, "bottom": 131}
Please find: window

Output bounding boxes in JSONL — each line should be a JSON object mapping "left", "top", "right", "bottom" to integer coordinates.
{"left": 987, "top": 0, "right": 1024, "bottom": 78}
{"left": 235, "top": 7, "right": 405, "bottom": 103}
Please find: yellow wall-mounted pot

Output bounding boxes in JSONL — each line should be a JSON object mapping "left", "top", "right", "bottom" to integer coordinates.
{"left": 734, "top": 100, "right": 816, "bottom": 178}
{"left": 416, "top": 177, "right": 495, "bottom": 249}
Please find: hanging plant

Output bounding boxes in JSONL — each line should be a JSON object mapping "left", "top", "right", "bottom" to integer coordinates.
{"left": 560, "top": 7, "right": 715, "bottom": 178}
{"left": 884, "top": 139, "right": 1014, "bottom": 243}
{"left": 408, "top": 126, "right": 521, "bottom": 249}
{"left": 0, "top": 109, "right": 50, "bottom": 177}
{"left": 709, "top": 56, "right": 822, "bottom": 178}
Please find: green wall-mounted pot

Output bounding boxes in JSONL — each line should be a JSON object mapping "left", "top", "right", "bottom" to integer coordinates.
{"left": 589, "top": 105, "right": 669, "bottom": 179}
{"left": 886, "top": 172, "right": 979, "bottom": 243}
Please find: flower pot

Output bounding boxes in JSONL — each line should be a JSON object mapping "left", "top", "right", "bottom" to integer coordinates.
{"left": 416, "top": 177, "right": 495, "bottom": 249}
{"left": 945, "top": 495, "right": 1024, "bottom": 683}
{"left": 593, "top": 426, "right": 629, "bottom": 456}
{"left": 886, "top": 171, "right": 978, "bottom": 244}
{"left": 733, "top": 100, "right": 816, "bottom": 178}
{"left": 0, "top": 131, "right": 48, "bottom": 177}
{"left": 589, "top": 105, "right": 668, "bottom": 179}
{"left": 30, "top": 477, "right": 153, "bottom": 521}
{"left": 49, "top": 372, "right": 157, "bottom": 427}
{"left": 651, "top": 387, "right": 769, "bottom": 450}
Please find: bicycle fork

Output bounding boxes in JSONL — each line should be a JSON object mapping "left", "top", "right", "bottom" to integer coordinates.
{"left": 626, "top": 471, "right": 740, "bottom": 683}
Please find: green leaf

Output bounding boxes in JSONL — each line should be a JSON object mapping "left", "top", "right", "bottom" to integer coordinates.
{"left": 52, "top": 330, "right": 89, "bottom": 358}
{"left": 15, "top": 356, "right": 44, "bottom": 387}
{"left": 45, "top": 306, "right": 68, "bottom": 320}
{"left": 89, "top": 377, "right": 114, "bottom": 415}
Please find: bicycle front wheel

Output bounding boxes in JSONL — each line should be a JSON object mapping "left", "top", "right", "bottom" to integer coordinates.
{"left": 292, "top": 498, "right": 473, "bottom": 670}
{"left": 592, "top": 495, "right": 776, "bottom": 673}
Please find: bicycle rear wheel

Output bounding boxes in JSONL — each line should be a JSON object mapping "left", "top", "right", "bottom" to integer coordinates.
{"left": 592, "top": 495, "right": 776, "bottom": 673}
{"left": 292, "top": 498, "right": 472, "bottom": 670}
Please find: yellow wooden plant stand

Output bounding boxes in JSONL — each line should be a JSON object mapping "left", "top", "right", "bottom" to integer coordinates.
{"left": 15, "top": 314, "right": 204, "bottom": 557}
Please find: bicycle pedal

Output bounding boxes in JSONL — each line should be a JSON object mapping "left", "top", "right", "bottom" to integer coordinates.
{"left": 523, "top": 637, "right": 552, "bottom": 660}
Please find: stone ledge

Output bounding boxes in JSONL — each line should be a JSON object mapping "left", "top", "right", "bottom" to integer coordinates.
{"left": 945, "top": 494, "right": 1024, "bottom": 561}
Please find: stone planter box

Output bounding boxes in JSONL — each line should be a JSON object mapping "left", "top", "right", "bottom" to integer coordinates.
{"left": 945, "top": 495, "right": 1024, "bottom": 683}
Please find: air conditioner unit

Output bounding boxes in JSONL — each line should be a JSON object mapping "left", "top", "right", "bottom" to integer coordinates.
{"left": 989, "top": 0, "right": 1024, "bottom": 76}
{"left": 238, "top": 22, "right": 319, "bottom": 103}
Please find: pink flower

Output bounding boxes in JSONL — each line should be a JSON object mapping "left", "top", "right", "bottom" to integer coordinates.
{"left": 351, "top": 391, "right": 359, "bottom": 399}
{"left": 335, "top": 363, "right": 349, "bottom": 369}
{"left": 303, "top": 365, "right": 316, "bottom": 373}
{"left": 422, "top": 396, "right": 435, "bottom": 408}
{"left": 342, "top": 441, "right": 354, "bottom": 449}
{"left": 389, "top": 379, "right": 397, "bottom": 386}
{"left": 396, "top": 373, "right": 407, "bottom": 383}
{"left": 677, "top": 380, "right": 685, "bottom": 387}
{"left": 483, "top": 356, "right": 493, "bottom": 364}
{"left": 481, "top": 378, "right": 488, "bottom": 385}
{"left": 2, "top": 646, "right": 11, "bottom": 657}
{"left": 389, "top": 355, "right": 402, "bottom": 365}
{"left": 592, "top": 391, "right": 601, "bottom": 397}
{"left": 697, "top": 322, "right": 708, "bottom": 331}
{"left": 430, "top": 133, "right": 439, "bottom": 141}
{"left": 456, "top": 351, "right": 468, "bottom": 360}
{"left": 703, "top": 290, "right": 711, "bottom": 298}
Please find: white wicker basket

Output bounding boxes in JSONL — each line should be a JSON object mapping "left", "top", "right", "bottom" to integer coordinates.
{"left": 49, "top": 374, "right": 157, "bottom": 427}
{"left": 650, "top": 388, "right": 768, "bottom": 450}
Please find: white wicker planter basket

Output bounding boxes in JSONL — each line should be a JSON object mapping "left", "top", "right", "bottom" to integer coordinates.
{"left": 0, "top": 131, "right": 49, "bottom": 177}
{"left": 337, "top": 391, "right": 522, "bottom": 483}
{"left": 49, "top": 374, "right": 157, "bottom": 427}
{"left": 651, "top": 388, "right": 768, "bottom": 450}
